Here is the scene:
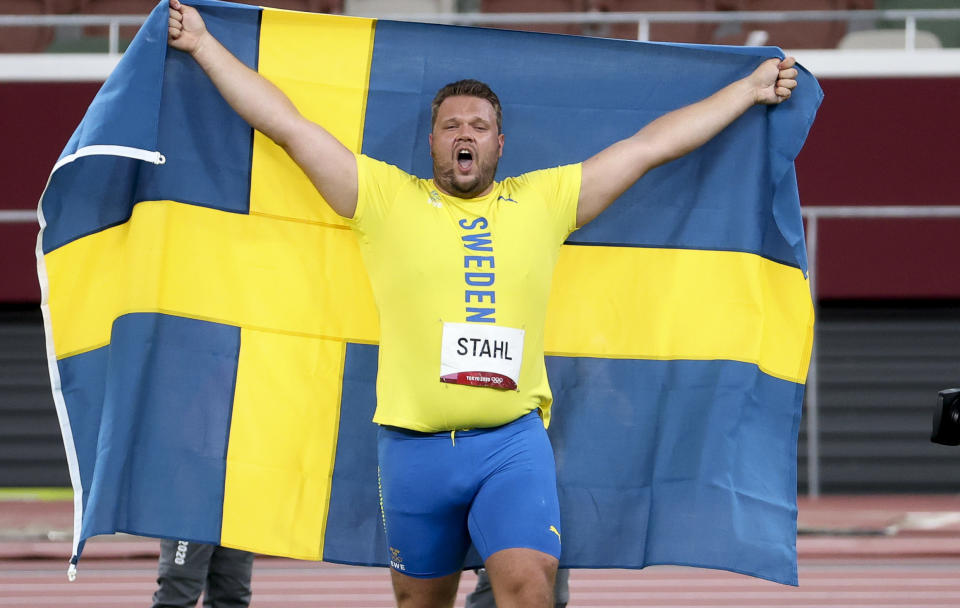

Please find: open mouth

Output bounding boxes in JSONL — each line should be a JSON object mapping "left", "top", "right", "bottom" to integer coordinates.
{"left": 457, "top": 148, "right": 474, "bottom": 171}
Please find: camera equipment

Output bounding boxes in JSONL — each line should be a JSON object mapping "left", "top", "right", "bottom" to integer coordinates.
{"left": 931, "top": 388, "right": 960, "bottom": 446}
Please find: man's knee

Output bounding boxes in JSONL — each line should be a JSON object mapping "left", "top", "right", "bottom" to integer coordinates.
{"left": 484, "top": 548, "right": 558, "bottom": 608}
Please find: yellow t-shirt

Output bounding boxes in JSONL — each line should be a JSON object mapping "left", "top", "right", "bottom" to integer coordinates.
{"left": 348, "top": 154, "right": 581, "bottom": 432}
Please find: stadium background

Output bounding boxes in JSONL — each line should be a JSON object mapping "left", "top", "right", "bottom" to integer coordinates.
{"left": 2, "top": 2, "right": 960, "bottom": 606}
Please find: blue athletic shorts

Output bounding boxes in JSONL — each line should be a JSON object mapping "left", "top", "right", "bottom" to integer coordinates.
{"left": 377, "top": 410, "right": 562, "bottom": 578}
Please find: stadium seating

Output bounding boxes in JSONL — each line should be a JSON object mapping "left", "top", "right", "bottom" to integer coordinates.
{"left": 0, "top": 0, "right": 346, "bottom": 53}
{"left": 0, "top": 1, "right": 55, "bottom": 53}
{"left": 583, "top": 0, "right": 721, "bottom": 44}
{"left": 478, "top": 0, "right": 589, "bottom": 35}
{"left": 2, "top": 0, "right": 950, "bottom": 54}
{"left": 479, "top": 0, "right": 878, "bottom": 48}
{"left": 231, "top": 0, "right": 344, "bottom": 12}
{"left": 709, "top": 0, "right": 875, "bottom": 50}
{"left": 77, "top": 0, "right": 172, "bottom": 41}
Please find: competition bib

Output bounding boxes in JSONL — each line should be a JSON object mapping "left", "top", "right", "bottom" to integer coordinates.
{"left": 440, "top": 322, "right": 524, "bottom": 390}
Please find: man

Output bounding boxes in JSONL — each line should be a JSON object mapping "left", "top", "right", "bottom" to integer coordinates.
{"left": 167, "top": 1, "right": 797, "bottom": 606}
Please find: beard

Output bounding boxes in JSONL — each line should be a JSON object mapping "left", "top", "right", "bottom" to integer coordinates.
{"left": 432, "top": 156, "right": 499, "bottom": 199}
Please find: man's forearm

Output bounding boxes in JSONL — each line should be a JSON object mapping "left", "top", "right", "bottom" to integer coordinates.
{"left": 188, "top": 31, "right": 303, "bottom": 146}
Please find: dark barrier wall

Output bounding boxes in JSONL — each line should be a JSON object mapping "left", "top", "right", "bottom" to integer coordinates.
{"left": 1, "top": 82, "right": 101, "bottom": 302}
{"left": 1, "top": 77, "right": 959, "bottom": 302}
{"left": 795, "top": 77, "right": 960, "bottom": 299}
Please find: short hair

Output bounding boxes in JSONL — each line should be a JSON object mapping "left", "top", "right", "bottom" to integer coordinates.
{"left": 430, "top": 79, "right": 503, "bottom": 133}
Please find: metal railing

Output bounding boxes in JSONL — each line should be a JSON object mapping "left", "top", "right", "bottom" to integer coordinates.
{"left": 0, "top": 15, "right": 145, "bottom": 55}
{"left": 6, "top": 204, "right": 959, "bottom": 496}
{"left": 2, "top": 8, "right": 960, "bottom": 54}
{"left": 0, "top": 210, "right": 36, "bottom": 222}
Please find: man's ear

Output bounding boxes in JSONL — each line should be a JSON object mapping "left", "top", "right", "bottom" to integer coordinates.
{"left": 498, "top": 133, "right": 504, "bottom": 158}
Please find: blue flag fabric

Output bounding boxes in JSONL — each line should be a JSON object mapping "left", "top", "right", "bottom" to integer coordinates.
{"left": 38, "top": 0, "right": 820, "bottom": 585}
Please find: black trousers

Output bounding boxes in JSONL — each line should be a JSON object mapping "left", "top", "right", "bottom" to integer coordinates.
{"left": 151, "top": 539, "right": 255, "bottom": 608}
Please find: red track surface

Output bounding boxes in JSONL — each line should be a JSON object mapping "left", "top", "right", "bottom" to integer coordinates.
{"left": 2, "top": 495, "right": 959, "bottom": 607}
{"left": 3, "top": 557, "right": 960, "bottom": 607}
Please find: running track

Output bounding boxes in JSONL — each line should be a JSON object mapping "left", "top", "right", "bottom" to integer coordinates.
{"left": 3, "top": 556, "right": 960, "bottom": 607}
{"left": 3, "top": 496, "right": 960, "bottom": 606}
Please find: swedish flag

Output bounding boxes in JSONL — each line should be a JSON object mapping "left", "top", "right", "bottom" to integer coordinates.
{"left": 39, "top": 0, "right": 820, "bottom": 585}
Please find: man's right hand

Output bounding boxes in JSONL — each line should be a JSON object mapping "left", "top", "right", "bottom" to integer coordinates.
{"left": 168, "top": 0, "right": 207, "bottom": 55}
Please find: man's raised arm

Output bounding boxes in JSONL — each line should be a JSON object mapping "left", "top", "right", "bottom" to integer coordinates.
{"left": 576, "top": 57, "right": 798, "bottom": 228}
{"left": 167, "top": 0, "right": 358, "bottom": 218}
